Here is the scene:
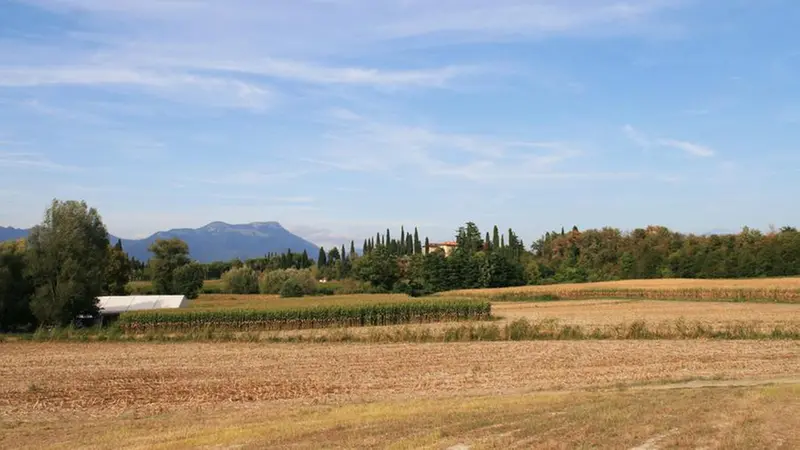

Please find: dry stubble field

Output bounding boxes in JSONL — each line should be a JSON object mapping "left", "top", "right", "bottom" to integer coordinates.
{"left": 2, "top": 341, "right": 799, "bottom": 449}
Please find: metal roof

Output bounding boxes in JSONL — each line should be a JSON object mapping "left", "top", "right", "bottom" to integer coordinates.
{"left": 97, "top": 295, "right": 188, "bottom": 315}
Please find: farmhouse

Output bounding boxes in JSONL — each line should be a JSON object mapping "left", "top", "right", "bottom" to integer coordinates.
{"left": 90, "top": 295, "right": 188, "bottom": 326}
{"left": 426, "top": 241, "right": 458, "bottom": 257}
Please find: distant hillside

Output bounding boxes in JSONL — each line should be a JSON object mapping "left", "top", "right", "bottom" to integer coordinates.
{"left": 0, "top": 222, "right": 320, "bottom": 263}
{"left": 0, "top": 226, "right": 28, "bottom": 242}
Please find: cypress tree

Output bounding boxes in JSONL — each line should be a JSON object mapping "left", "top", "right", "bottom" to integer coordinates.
{"left": 386, "top": 229, "right": 391, "bottom": 249}
{"left": 400, "top": 226, "right": 406, "bottom": 254}
{"left": 425, "top": 237, "right": 430, "bottom": 254}
{"left": 350, "top": 240, "right": 357, "bottom": 258}
{"left": 363, "top": 239, "right": 368, "bottom": 254}
{"left": 414, "top": 227, "right": 422, "bottom": 254}
{"left": 341, "top": 244, "right": 347, "bottom": 261}
{"left": 376, "top": 232, "right": 382, "bottom": 248}
{"left": 501, "top": 235, "right": 505, "bottom": 249}
{"left": 317, "top": 247, "right": 327, "bottom": 267}
{"left": 492, "top": 226, "right": 500, "bottom": 249}
{"left": 485, "top": 232, "right": 491, "bottom": 251}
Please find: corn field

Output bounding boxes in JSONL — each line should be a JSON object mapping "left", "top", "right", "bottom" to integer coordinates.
{"left": 118, "top": 299, "right": 491, "bottom": 331}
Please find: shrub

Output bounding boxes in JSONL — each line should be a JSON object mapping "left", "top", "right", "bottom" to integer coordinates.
{"left": 259, "top": 268, "right": 316, "bottom": 295}
{"left": 221, "top": 266, "right": 260, "bottom": 294}
{"left": 279, "top": 279, "right": 305, "bottom": 298}
{"left": 314, "top": 286, "right": 335, "bottom": 296}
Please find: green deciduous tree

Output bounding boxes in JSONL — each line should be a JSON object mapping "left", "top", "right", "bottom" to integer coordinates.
{"left": 26, "top": 200, "right": 110, "bottom": 326}
{"left": 173, "top": 263, "right": 205, "bottom": 299}
{"left": 0, "top": 239, "right": 34, "bottom": 331}
{"left": 148, "top": 238, "right": 202, "bottom": 296}
{"left": 352, "top": 246, "right": 400, "bottom": 291}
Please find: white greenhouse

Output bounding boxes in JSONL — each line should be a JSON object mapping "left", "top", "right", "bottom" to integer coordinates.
{"left": 97, "top": 295, "right": 188, "bottom": 315}
{"left": 79, "top": 295, "right": 188, "bottom": 326}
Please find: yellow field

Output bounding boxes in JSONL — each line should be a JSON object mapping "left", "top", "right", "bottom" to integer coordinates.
{"left": 1, "top": 341, "right": 798, "bottom": 449}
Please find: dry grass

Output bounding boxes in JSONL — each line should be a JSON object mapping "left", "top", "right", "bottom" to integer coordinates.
{"left": 1, "top": 341, "right": 798, "bottom": 449}
{"left": 189, "top": 293, "right": 412, "bottom": 310}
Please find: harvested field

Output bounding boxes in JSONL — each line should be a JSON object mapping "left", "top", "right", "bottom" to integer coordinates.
{"left": 1, "top": 341, "right": 799, "bottom": 449}
{"left": 4, "top": 384, "right": 798, "bottom": 449}
{"left": 493, "top": 299, "right": 800, "bottom": 328}
{"left": 2, "top": 341, "right": 798, "bottom": 414}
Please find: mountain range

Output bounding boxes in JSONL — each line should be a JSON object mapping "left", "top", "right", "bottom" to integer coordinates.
{"left": 0, "top": 222, "right": 319, "bottom": 263}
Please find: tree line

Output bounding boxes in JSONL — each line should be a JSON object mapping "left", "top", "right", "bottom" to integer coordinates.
{"left": 343, "top": 222, "right": 800, "bottom": 293}
{"left": 4, "top": 198, "right": 799, "bottom": 330}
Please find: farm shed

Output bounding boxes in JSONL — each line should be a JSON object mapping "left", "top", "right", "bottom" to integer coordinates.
{"left": 92, "top": 295, "right": 188, "bottom": 326}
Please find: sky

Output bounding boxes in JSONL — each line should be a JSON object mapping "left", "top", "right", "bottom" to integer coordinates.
{"left": 1, "top": 0, "right": 799, "bottom": 249}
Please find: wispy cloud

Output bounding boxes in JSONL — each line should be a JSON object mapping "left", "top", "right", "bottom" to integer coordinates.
{"left": 623, "top": 124, "right": 716, "bottom": 157}
{"left": 657, "top": 139, "right": 715, "bottom": 157}
{"left": 306, "top": 109, "right": 639, "bottom": 182}
{"left": 0, "top": 66, "right": 275, "bottom": 111}
{"left": 622, "top": 124, "right": 651, "bottom": 148}
{"left": 0, "top": 151, "right": 81, "bottom": 172}
{"left": 193, "top": 169, "right": 318, "bottom": 186}
{"left": 4, "top": 0, "right": 688, "bottom": 105}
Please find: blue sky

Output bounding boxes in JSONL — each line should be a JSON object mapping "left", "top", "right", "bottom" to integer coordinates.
{"left": 1, "top": 0, "right": 798, "bottom": 249}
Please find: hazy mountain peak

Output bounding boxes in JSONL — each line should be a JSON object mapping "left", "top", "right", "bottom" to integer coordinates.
{"left": 0, "top": 222, "right": 318, "bottom": 262}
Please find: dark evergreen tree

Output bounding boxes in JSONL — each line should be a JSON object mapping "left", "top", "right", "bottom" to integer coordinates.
{"left": 317, "top": 247, "right": 327, "bottom": 268}
{"left": 492, "top": 225, "right": 500, "bottom": 250}
{"left": 414, "top": 227, "right": 422, "bottom": 254}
